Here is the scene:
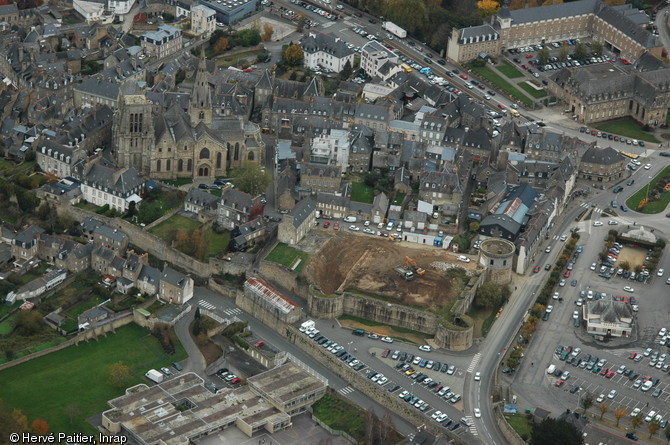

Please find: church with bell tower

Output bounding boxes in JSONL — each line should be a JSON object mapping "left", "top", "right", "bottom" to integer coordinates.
{"left": 112, "top": 51, "right": 265, "bottom": 180}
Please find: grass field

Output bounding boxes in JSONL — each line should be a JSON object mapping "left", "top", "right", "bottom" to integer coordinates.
{"left": 350, "top": 182, "right": 375, "bottom": 204}
{"left": 265, "top": 243, "right": 310, "bottom": 274}
{"left": 596, "top": 118, "right": 660, "bottom": 143}
{"left": 467, "top": 64, "right": 533, "bottom": 107}
{"left": 0, "top": 323, "right": 186, "bottom": 434}
{"left": 518, "top": 81, "right": 547, "bottom": 98}
{"left": 149, "top": 214, "right": 203, "bottom": 239}
{"left": 312, "top": 392, "right": 366, "bottom": 440}
{"left": 505, "top": 414, "right": 533, "bottom": 440}
{"left": 338, "top": 314, "right": 430, "bottom": 339}
{"left": 625, "top": 165, "right": 670, "bottom": 214}
{"left": 497, "top": 62, "right": 524, "bottom": 79}
{"left": 393, "top": 192, "right": 406, "bottom": 205}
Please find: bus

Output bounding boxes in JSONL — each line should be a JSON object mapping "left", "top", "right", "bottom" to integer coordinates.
{"left": 400, "top": 63, "right": 412, "bottom": 73}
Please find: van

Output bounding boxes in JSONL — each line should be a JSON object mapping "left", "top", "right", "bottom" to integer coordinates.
{"left": 344, "top": 216, "right": 357, "bottom": 223}
{"left": 352, "top": 329, "right": 366, "bottom": 336}
{"left": 546, "top": 364, "right": 556, "bottom": 374}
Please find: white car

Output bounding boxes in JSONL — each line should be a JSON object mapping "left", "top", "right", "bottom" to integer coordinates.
{"left": 553, "top": 292, "right": 560, "bottom": 300}
{"left": 590, "top": 263, "right": 596, "bottom": 271}
{"left": 660, "top": 328, "right": 668, "bottom": 337}
{"left": 349, "top": 225, "right": 360, "bottom": 231}
{"left": 559, "top": 279, "right": 566, "bottom": 287}
{"left": 546, "top": 305, "right": 553, "bottom": 313}
{"left": 596, "top": 394, "right": 606, "bottom": 403}
{"left": 658, "top": 269, "right": 665, "bottom": 277}
{"left": 474, "top": 408, "right": 481, "bottom": 418}
{"left": 380, "top": 336, "right": 394, "bottom": 343}
{"left": 593, "top": 221, "right": 603, "bottom": 227}
{"left": 631, "top": 407, "right": 641, "bottom": 417}
{"left": 418, "top": 345, "right": 432, "bottom": 352}
{"left": 644, "top": 164, "right": 652, "bottom": 170}
{"left": 364, "top": 220, "right": 370, "bottom": 226}
{"left": 447, "top": 365, "right": 456, "bottom": 375}
{"left": 607, "top": 389, "right": 617, "bottom": 399}
{"left": 457, "top": 255, "right": 471, "bottom": 263}
{"left": 377, "top": 376, "right": 388, "bottom": 385}
{"left": 572, "top": 311, "right": 579, "bottom": 319}
{"left": 623, "top": 286, "right": 634, "bottom": 292}
{"left": 431, "top": 410, "right": 443, "bottom": 420}
{"left": 474, "top": 372, "right": 481, "bottom": 381}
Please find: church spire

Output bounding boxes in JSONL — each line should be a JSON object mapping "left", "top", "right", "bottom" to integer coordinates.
{"left": 189, "top": 49, "right": 212, "bottom": 126}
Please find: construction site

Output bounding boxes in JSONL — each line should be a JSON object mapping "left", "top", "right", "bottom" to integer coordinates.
{"left": 304, "top": 233, "right": 480, "bottom": 310}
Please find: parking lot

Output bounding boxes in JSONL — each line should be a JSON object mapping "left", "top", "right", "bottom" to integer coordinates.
{"left": 300, "top": 325, "right": 479, "bottom": 439}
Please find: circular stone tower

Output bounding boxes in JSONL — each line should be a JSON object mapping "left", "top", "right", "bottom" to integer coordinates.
{"left": 478, "top": 238, "right": 515, "bottom": 285}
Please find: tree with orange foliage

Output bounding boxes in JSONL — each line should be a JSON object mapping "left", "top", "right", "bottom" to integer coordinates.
{"left": 476, "top": 0, "right": 500, "bottom": 16}
{"left": 32, "top": 419, "right": 49, "bottom": 435}
{"left": 214, "top": 37, "right": 229, "bottom": 55}
{"left": 261, "top": 24, "right": 274, "bottom": 42}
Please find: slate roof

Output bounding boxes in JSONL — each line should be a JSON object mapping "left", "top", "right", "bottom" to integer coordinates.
{"left": 185, "top": 187, "right": 219, "bottom": 209}
{"left": 221, "top": 188, "right": 253, "bottom": 211}
{"left": 138, "top": 265, "right": 161, "bottom": 288}
{"left": 301, "top": 162, "right": 340, "bottom": 179}
{"left": 300, "top": 32, "right": 353, "bottom": 59}
{"left": 160, "top": 265, "right": 189, "bottom": 289}
{"left": 506, "top": 0, "right": 599, "bottom": 25}
{"left": 581, "top": 146, "right": 624, "bottom": 165}
{"left": 93, "top": 225, "right": 127, "bottom": 243}
{"left": 458, "top": 25, "right": 499, "bottom": 44}
{"left": 587, "top": 298, "right": 633, "bottom": 322}
{"left": 0, "top": 4, "right": 17, "bottom": 14}
{"left": 75, "top": 78, "right": 120, "bottom": 101}
{"left": 291, "top": 197, "right": 315, "bottom": 228}
{"left": 76, "top": 161, "right": 145, "bottom": 197}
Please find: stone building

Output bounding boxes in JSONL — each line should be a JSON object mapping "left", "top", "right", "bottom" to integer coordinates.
{"left": 578, "top": 146, "right": 625, "bottom": 182}
{"left": 478, "top": 238, "right": 514, "bottom": 285}
{"left": 190, "top": 5, "right": 216, "bottom": 37}
{"left": 278, "top": 198, "right": 316, "bottom": 246}
{"left": 243, "top": 277, "right": 302, "bottom": 324}
{"left": 112, "top": 56, "right": 264, "bottom": 180}
{"left": 158, "top": 265, "right": 194, "bottom": 305}
{"left": 36, "top": 140, "right": 87, "bottom": 178}
{"left": 300, "top": 162, "right": 341, "bottom": 194}
{"left": 141, "top": 25, "right": 183, "bottom": 59}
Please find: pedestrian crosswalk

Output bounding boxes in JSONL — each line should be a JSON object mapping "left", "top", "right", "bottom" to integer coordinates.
{"left": 199, "top": 300, "right": 215, "bottom": 310}
{"left": 338, "top": 386, "right": 355, "bottom": 395}
{"left": 579, "top": 202, "right": 603, "bottom": 214}
{"left": 464, "top": 416, "right": 478, "bottom": 435}
{"left": 223, "top": 308, "right": 242, "bottom": 316}
{"left": 467, "top": 353, "right": 482, "bottom": 373}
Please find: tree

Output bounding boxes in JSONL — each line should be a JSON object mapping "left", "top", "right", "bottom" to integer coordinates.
{"left": 580, "top": 391, "right": 594, "bottom": 416}
{"left": 32, "top": 419, "right": 49, "bottom": 435}
{"left": 634, "top": 264, "right": 643, "bottom": 274}
{"left": 261, "top": 24, "right": 274, "bottom": 42}
{"left": 232, "top": 161, "right": 272, "bottom": 196}
{"left": 14, "top": 310, "right": 44, "bottom": 336}
{"left": 598, "top": 402, "right": 609, "bottom": 420}
{"left": 632, "top": 413, "right": 643, "bottom": 430}
{"left": 530, "top": 417, "right": 582, "bottom": 445}
{"left": 649, "top": 420, "right": 661, "bottom": 438}
{"left": 469, "top": 221, "right": 480, "bottom": 232}
{"left": 214, "top": 37, "right": 230, "bottom": 54}
{"left": 107, "top": 361, "right": 132, "bottom": 388}
{"left": 664, "top": 423, "right": 670, "bottom": 444}
{"left": 16, "top": 189, "right": 39, "bottom": 213}
{"left": 614, "top": 407, "right": 626, "bottom": 427}
{"left": 235, "top": 28, "right": 261, "bottom": 47}
{"left": 12, "top": 408, "right": 29, "bottom": 432}
{"left": 537, "top": 47, "right": 550, "bottom": 65}
{"left": 558, "top": 46, "right": 569, "bottom": 62}
{"left": 574, "top": 42, "right": 589, "bottom": 60}
{"left": 282, "top": 43, "right": 304, "bottom": 67}
{"left": 476, "top": 0, "right": 499, "bottom": 16}
{"left": 64, "top": 404, "right": 81, "bottom": 425}
{"left": 475, "top": 282, "right": 502, "bottom": 309}
{"left": 591, "top": 40, "right": 603, "bottom": 57}
{"left": 619, "top": 260, "right": 630, "bottom": 271}
{"left": 340, "top": 60, "right": 353, "bottom": 81}
{"left": 296, "top": 13, "right": 307, "bottom": 32}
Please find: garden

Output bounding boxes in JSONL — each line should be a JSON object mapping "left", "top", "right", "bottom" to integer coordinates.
{"left": 466, "top": 63, "right": 534, "bottom": 107}
{"left": 626, "top": 165, "right": 670, "bottom": 214}
{"left": 595, "top": 118, "right": 660, "bottom": 143}
{"left": 265, "top": 242, "right": 310, "bottom": 273}
{"left": 149, "top": 214, "right": 231, "bottom": 261}
{"left": 0, "top": 323, "right": 186, "bottom": 434}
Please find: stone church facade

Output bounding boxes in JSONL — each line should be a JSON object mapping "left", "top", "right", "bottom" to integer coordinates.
{"left": 112, "top": 56, "right": 264, "bottom": 180}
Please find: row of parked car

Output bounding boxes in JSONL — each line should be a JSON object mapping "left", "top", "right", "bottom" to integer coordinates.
{"left": 579, "top": 127, "right": 645, "bottom": 146}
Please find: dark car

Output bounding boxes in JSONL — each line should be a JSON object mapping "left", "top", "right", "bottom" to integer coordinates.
{"left": 441, "top": 363, "right": 448, "bottom": 372}
{"left": 173, "top": 362, "right": 183, "bottom": 371}
{"left": 613, "top": 186, "right": 623, "bottom": 193}
{"left": 660, "top": 152, "right": 670, "bottom": 157}
{"left": 545, "top": 264, "right": 551, "bottom": 270}
{"left": 570, "top": 385, "right": 580, "bottom": 393}
{"left": 625, "top": 433, "right": 638, "bottom": 441}
{"left": 388, "top": 384, "right": 401, "bottom": 393}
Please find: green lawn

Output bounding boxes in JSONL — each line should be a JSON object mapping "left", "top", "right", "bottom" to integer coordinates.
{"left": 350, "top": 182, "right": 375, "bottom": 204}
{"left": 467, "top": 64, "right": 534, "bottom": 107}
{"left": 64, "top": 295, "right": 107, "bottom": 319}
{"left": 497, "top": 62, "right": 524, "bottom": 79}
{"left": 312, "top": 392, "right": 366, "bottom": 441}
{"left": 518, "top": 81, "right": 547, "bottom": 98}
{"left": 338, "top": 314, "right": 430, "bottom": 338}
{"left": 161, "top": 178, "right": 193, "bottom": 187}
{"left": 10, "top": 263, "right": 49, "bottom": 286}
{"left": 0, "top": 323, "right": 187, "bottom": 434}
{"left": 505, "top": 414, "right": 533, "bottom": 440}
{"left": 625, "top": 165, "right": 670, "bottom": 213}
{"left": 149, "top": 214, "right": 203, "bottom": 240}
{"left": 596, "top": 118, "right": 660, "bottom": 143}
{"left": 0, "top": 317, "right": 14, "bottom": 335}
{"left": 393, "top": 192, "right": 406, "bottom": 205}
{"left": 208, "top": 230, "right": 231, "bottom": 257}
{"left": 265, "top": 243, "right": 310, "bottom": 273}
{"left": 74, "top": 201, "right": 103, "bottom": 213}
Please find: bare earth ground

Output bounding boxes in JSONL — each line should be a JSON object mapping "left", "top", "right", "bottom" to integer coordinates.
{"left": 305, "top": 233, "right": 479, "bottom": 311}
{"left": 615, "top": 247, "right": 647, "bottom": 269}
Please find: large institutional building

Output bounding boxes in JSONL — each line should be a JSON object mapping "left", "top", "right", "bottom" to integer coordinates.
{"left": 112, "top": 56, "right": 265, "bottom": 180}
{"left": 447, "top": 0, "right": 662, "bottom": 63}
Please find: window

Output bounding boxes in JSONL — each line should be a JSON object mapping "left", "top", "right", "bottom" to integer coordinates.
{"left": 216, "top": 152, "right": 222, "bottom": 168}
{"left": 199, "top": 111, "right": 205, "bottom": 120}
{"left": 156, "top": 160, "right": 161, "bottom": 172}
{"left": 199, "top": 147, "right": 210, "bottom": 159}
{"left": 187, "top": 159, "right": 192, "bottom": 171}
{"left": 248, "top": 151, "right": 254, "bottom": 161}
{"left": 166, "top": 160, "right": 171, "bottom": 171}
{"left": 234, "top": 143, "right": 240, "bottom": 161}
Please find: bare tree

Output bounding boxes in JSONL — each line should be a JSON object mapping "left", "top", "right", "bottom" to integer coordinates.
{"left": 378, "top": 409, "right": 394, "bottom": 444}
{"left": 364, "top": 406, "right": 376, "bottom": 445}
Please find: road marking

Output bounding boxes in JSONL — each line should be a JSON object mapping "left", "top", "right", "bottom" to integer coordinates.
{"left": 199, "top": 300, "right": 215, "bottom": 310}
{"left": 338, "top": 386, "right": 354, "bottom": 395}
{"left": 467, "top": 353, "right": 482, "bottom": 373}
{"left": 223, "top": 308, "right": 242, "bottom": 316}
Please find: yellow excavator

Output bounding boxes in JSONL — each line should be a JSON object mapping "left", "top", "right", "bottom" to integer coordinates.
{"left": 405, "top": 256, "right": 426, "bottom": 276}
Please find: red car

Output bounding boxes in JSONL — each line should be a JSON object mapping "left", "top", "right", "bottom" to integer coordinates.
{"left": 333, "top": 222, "right": 340, "bottom": 231}
{"left": 498, "top": 103, "right": 506, "bottom": 109}
{"left": 521, "top": 64, "right": 528, "bottom": 69}
{"left": 599, "top": 367, "right": 609, "bottom": 376}
{"left": 605, "top": 370, "right": 615, "bottom": 378}
{"left": 525, "top": 53, "right": 533, "bottom": 58}
{"left": 628, "top": 352, "right": 637, "bottom": 360}
{"left": 459, "top": 74, "right": 468, "bottom": 79}
{"left": 381, "top": 349, "right": 391, "bottom": 358}
{"left": 621, "top": 58, "right": 630, "bottom": 65}
{"left": 590, "top": 130, "right": 597, "bottom": 135}
{"left": 231, "top": 377, "right": 241, "bottom": 384}
{"left": 563, "top": 270, "right": 571, "bottom": 278}
{"left": 555, "top": 379, "right": 565, "bottom": 387}
{"left": 324, "top": 221, "right": 331, "bottom": 228}
{"left": 533, "top": 265, "right": 540, "bottom": 273}
{"left": 434, "top": 384, "right": 443, "bottom": 392}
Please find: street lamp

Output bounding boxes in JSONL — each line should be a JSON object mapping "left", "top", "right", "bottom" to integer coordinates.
{"left": 646, "top": 175, "right": 653, "bottom": 203}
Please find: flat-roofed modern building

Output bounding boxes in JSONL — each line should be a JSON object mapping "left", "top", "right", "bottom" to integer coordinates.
{"left": 101, "top": 362, "right": 326, "bottom": 444}
{"left": 198, "top": 0, "right": 258, "bottom": 25}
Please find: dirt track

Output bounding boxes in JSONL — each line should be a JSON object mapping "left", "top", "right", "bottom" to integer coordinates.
{"left": 305, "top": 233, "right": 479, "bottom": 309}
